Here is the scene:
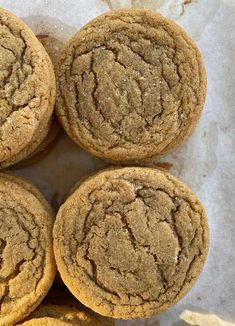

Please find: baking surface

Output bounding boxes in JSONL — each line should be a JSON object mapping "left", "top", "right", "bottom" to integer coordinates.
{"left": 1, "top": 0, "right": 235, "bottom": 325}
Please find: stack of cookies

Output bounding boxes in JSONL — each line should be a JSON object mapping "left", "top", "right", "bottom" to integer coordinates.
{"left": 0, "top": 173, "right": 56, "bottom": 325}
{"left": 0, "top": 8, "right": 57, "bottom": 169}
{"left": 0, "top": 7, "right": 210, "bottom": 326}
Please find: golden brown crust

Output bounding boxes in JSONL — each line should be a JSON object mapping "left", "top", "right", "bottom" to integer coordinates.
{"left": 0, "top": 173, "right": 56, "bottom": 326}
{"left": 56, "top": 9, "right": 206, "bottom": 162}
{"left": 0, "top": 8, "right": 56, "bottom": 162}
{"left": 53, "top": 167, "right": 209, "bottom": 319}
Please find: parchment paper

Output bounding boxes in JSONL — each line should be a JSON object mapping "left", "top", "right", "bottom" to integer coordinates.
{"left": 1, "top": 0, "right": 235, "bottom": 325}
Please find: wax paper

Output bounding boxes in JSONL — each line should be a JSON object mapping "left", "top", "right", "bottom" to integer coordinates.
{"left": 1, "top": 0, "right": 235, "bottom": 325}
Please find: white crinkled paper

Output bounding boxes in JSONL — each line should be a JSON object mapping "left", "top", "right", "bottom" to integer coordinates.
{"left": 2, "top": 0, "right": 235, "bottom": 325}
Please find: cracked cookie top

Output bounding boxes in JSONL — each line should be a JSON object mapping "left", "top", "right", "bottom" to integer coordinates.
{"left": 0, "top": 173, "right": 56, "bottom": 326}
{"left": 53, "top": 167, "right": 209, "bottom": 319}
{"left": 55, "top": 9, "right": 206, "bottom": 162}
{"left": 0, "top": 8, "right": 55, "bottom": 162}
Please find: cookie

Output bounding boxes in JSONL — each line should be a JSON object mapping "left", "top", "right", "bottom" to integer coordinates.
{"left": 8, "top": 35, "right": 64, "bottom": 168}
{"left": 0, "top": 8, "right": 55, "bottom": 162}
{"left": 2, "top": 33, "right": 63, "bottom": 169}
{"left": 56, "top": 9, "right": 206, "bottom": 163}
{"left": 0, "top": 173, "right": 56, "bottom": 325}
{"left": 19, "top": 303, "right": 115, "bottom": 326}
{"left": 53, "top": 167, "right": 209, "bottom": 319}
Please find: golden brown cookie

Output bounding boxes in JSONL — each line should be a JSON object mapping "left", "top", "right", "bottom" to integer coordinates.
{"left": 8, "top": 35, "right": 63, "bottom": 169}
{"left": 56, "top": 9, "right": 206, "bottom": 163}
{"left": 0, "top": 25, "right": 61, "bottom": 169}
{"left": 0, "top": 173, "right": 56, "bottom": 326}
{"left": 53, "top": 167, "right": 209, "bottom": 319}
{"left": 0, "top": 8, "right": 55, "bottom": 162}
{"left": 19, "top": 303, "right": 115, "bottom": 326}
